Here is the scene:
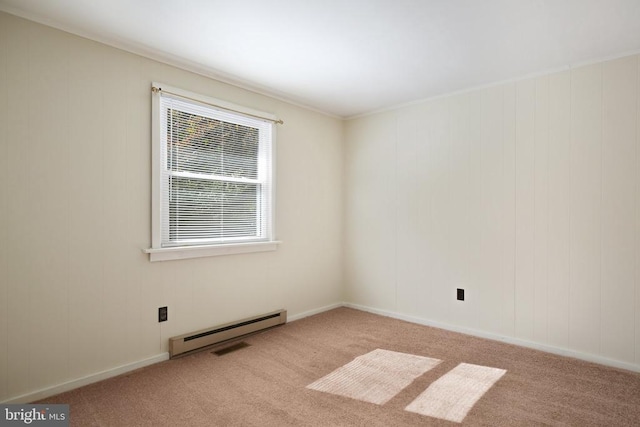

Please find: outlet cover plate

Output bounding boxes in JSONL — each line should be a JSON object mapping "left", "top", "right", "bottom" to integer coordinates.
{"left": 159, "top": 306, "right": 168, "bottom": 322}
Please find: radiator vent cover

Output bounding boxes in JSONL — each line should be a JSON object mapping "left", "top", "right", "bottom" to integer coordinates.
{"left": 169, "top": 309, "right": 286, "bottom": 358}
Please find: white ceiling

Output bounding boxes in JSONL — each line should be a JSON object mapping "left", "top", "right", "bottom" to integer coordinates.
{"left": 2, "top": 0, "right": 640, "bottom": 118}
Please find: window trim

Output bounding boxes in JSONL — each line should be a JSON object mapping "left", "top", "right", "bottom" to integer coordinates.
{"left": 144, "top": 82, "right": 280, "bottom": 262}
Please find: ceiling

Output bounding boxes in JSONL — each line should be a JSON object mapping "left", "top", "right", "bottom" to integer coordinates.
{"left": 1, "top": 0, "right": 640, "bottom": 118}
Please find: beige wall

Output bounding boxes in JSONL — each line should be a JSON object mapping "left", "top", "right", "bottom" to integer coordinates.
{"left": 0, "top": 12, "right": 344, "bottom": 402}
{"left": 345, "top": 55, "right": 640, "bottom": 370}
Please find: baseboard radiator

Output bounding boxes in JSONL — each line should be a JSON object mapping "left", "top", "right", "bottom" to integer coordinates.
{"left": 169, "top": 309, "right": 287, "bottom": 358}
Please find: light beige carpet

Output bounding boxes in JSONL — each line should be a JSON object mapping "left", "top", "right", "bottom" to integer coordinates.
{"left": 307, "top": 349, "right": 441, "bottom": 404}
{"left": 35, "top": 307, "right": 640, "bottom": 426}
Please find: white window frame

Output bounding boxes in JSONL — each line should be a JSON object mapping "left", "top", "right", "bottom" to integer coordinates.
{"left": 144, "top": 83, "right": 280, "bottom": 262}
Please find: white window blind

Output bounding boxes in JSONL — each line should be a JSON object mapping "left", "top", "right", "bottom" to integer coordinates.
{"left": 155, "top": 88, "right": 274, "bottom": 250}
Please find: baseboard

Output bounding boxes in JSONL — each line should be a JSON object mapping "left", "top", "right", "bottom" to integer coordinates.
{"left": 344, "top": 302, "right": 640, "bottom": 374}
{"left": 288, "top": 302, "right": 344, "bottom": 322}
{"left": 2, "top": 303, "right": 343, "bottom": 404}
{"left": 2, "top": 353, "right": 170, "bottom": 404}
{"left": 10, "top": 300, "right": 633, "bottom": 404}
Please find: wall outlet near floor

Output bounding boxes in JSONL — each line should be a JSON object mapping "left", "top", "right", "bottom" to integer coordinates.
{"left": 158, "top": 306, "right": 168, "bottom": 322}
{"left": 456, "top": 288, "right": 465, "bottom": 301}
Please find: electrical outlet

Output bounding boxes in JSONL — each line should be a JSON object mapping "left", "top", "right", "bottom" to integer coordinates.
{"left": 457, "top": 288, "right": 465, "bottom": 301}
{"left": 158, "top": 306, "right": 168, "bottom": 322}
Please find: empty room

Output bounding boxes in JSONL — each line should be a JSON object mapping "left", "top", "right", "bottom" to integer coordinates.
{"left": 1, "top": 0, "right": 640, "bottom": 425}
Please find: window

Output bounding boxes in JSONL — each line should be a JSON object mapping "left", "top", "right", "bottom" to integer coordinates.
{"left": 145, "top": 83, "right": 279, "bottom": 261}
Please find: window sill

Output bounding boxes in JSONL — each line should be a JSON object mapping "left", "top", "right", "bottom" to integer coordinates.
{"left": 144, "top": 241, "right": 281, "bottom": 262}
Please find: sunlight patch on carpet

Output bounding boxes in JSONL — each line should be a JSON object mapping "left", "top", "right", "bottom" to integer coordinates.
{"left": 405, "top": 362, "right": 506, "bottom": 423}
{"left": 306, "top": 349, "right": 441, "bottom": 405}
